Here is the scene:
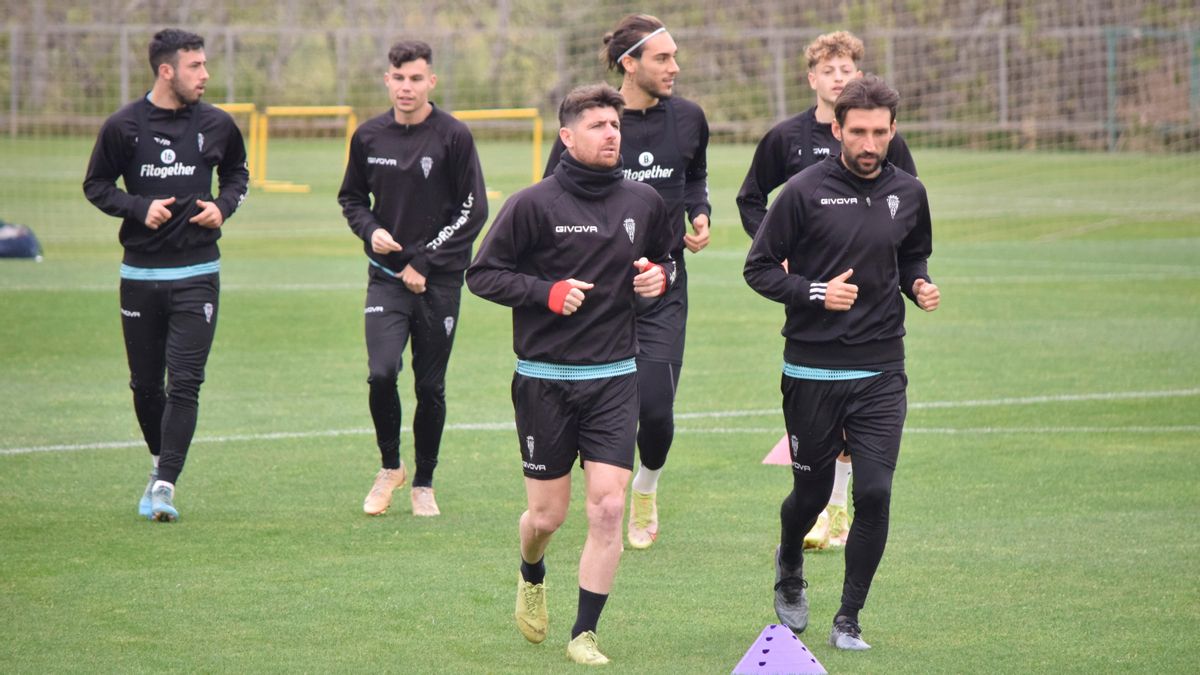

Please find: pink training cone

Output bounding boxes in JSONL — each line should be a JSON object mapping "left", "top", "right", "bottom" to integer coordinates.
{"left": 732, "top": 624, "right": 827, "bottom": 675}
{"left": 763, "top": 434, "right": 791, "bottom": 465}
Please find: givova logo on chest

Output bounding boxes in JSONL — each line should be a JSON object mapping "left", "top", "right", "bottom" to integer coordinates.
{"left": 554, "top": 224, "right": 599, "bottom": 234}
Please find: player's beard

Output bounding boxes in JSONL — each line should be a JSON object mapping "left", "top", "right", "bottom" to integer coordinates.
{"left": 635, "top": 69, "right": 673, "bottom": 100}
{"left": 844, "top": 150, "right": 881, "bottom": 177}
{"left": 171, "top": 75, "right": 202, "bottom": 105}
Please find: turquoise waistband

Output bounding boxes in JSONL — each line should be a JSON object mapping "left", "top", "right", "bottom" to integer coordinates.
{"left": 120, "top": 260, "right": 220, "bottom": 281}
{"left": 368, "top": 257, "right": 399, "bottom": 276}
{"left": 516, "top": 358, "right": 637, "bottom": 381}
{"left": 783, "top": 362, "right": 881, "bottom": 381}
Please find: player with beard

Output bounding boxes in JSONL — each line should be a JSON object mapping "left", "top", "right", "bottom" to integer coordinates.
{"left": 737, "top": 31, "right": 920, "bottom": 551}
{"left": 83, "top": 28, "right": 249, "bottom": 522}
{"left": 544, "top": 14, "right": 711, "bottom": 551}
{"left": 468, "top": 84, "right": 675, "bottom": 665}
{"left": 744, "top": 75, "right": 939, "bottom": 651}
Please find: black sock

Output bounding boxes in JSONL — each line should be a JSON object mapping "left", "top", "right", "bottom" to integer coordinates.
{"left": 571, "top": 587, "right": 608, "bottom": 638}
{"left": 520, "top": 556, "right": 545, "bottom": 585}
{"left": 835, "top": 608, "right": 859, "bottom": 623}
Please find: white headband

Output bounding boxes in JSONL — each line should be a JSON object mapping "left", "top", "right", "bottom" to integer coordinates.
{"left": 618, "top": 27, "right": 667, "bottom": 64}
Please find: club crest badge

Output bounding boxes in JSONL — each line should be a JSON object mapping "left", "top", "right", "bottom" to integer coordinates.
{"left": 638, "top": 151, "right": 654, "bottom": 167}
{"left": 525, "top": 435, "right": 535, "bottom": 459}
{"left": 421, "top": 156, "right": 433, "bottom": 178}
{"left": 160, "top": 148, "right": 176, "bottom": 164}
{"left": 789, "top": 434, "right": 799, "bottom": 455}
{"left": 443, "top": 316, "right": 455, "bottom": 336}
{"left": 203, "top": 302, "right": 214, "bottom": 324}
{"left": 623, "top": 218, "right": 635, "bottom": 243}
{"left": 197, "top": 132, "right": 205, "bottom": 153}
{"left": 887, "top": 194, "right": 900, "bottom": 219}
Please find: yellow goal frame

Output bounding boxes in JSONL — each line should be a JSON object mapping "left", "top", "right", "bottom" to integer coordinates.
{"left": 451, "top": 108, "right": 544, "bottom": 187}
{"left": 213, "top": 102, "right": 260, "bottom": 183}
{"left": 217, "top": 105, "right": 543, "bottom": 195}
{"left": 255, "top": 105, "right": 358, "bottom": 193}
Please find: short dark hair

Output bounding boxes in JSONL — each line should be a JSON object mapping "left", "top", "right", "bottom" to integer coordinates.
{"left": 149, "top": 29, "right": 204, "bottom": 76}
{"left": 600, "top": 14, "right": 665, "bottom": 74}
{"left": 834, "top": 74, "right": 900, "bottom": 126}
{"left": 388, "top": 40, "right": 433, "bottom": 68}
{"left": 558, "top": 84, "right": 625, "bottom": 128}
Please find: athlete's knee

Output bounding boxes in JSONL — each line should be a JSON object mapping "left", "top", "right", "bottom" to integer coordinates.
{"left": 525, "top": 507, "right": 566, "bottom": 536}
{"left": 851, "top": 474, "right": 893, "bottom": 517}
{"left": 585, "top": 490, "right": 625, "bottom": 534}
{"left": 128, "top": 377, "right": 164, "bottom": 396}
{"left": 367, "top": 368, "right": 399, "bottom": 387}
{"left": 638, "top": 396, "right": 674, "bottom": 434}
{"left": 166, "top": 374, "right": 204, "bottom": 403}
{"left": 414, "top": 380, "right": 446, "bottom": 406}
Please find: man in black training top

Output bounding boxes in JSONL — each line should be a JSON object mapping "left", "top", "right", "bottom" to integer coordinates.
{"left": 339, "top": 40, "right": 487, "bottom": 518}
{"left": 83, "top": 28, "right": 249, "bottom": 523}
{"left": 467, "top": 84, "right": 674, "bottom": 666}
{"left": 544, "top": 14, "right": 711, "bottom": 550}
{"left": 744, "top": 75, "right": 940, "bottom": 652}
{"left": 738, "top": 30, "right": 920, "bottom": 551}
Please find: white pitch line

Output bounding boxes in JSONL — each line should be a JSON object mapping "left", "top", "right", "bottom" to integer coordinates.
{"left": 2, "top": 388, "right": 1197, "bottom": 456}
{"left": 910, "top": 388, "right": 1200, "bottom": 409}
{"left": 675, "top": 426, "right": 1200, "bottom": 435}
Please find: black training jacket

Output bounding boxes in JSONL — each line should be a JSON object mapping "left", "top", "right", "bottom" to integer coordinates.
{"left": 339, "top": 104, "right": 487, "bottom": 287}
{"left": 467, "top": 154, "right": 677, "bottom": 364}
{"left": 544, "top": 97, "right": 710, "bottom": 262}
{"left": 744, "top": 155, "right": 932, "bottom": 371}
{"left": 83, "top": 96, "right": 249, "bottom": 267}
{"left": 737, "top": 106, "right": 917, "bottom": 238}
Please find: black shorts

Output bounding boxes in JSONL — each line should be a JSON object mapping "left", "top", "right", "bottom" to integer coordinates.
{"left": 512, "top": 372, "right": 639, "bottom": 479}
{"left": 636, "top": 267, "right": 687, "bottom": 365}
{"left": 781, "top": 370, "right": 908, "bottom": 477}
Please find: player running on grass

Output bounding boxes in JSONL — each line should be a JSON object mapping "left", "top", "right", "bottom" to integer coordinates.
{"left": 338, "top": 40, "right": 487, "bottom": 518}
{"left": 467, "top": 84, "right": 675, "bottom": 665}
{"left": 83, "top": 28, "right": 249, "bottom": 523}
{"left": 544, "top": 14, "right": 711, "bottom": 550}
{"left": 744, "top": 75, "right": 939, "bottom": 650}
{"left": 737, "top": 31, "right": 919, "bottom": 550}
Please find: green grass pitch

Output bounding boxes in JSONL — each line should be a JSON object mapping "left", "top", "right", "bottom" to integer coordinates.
{"left": 1, "top": 137, "right": 1198, "bottom": 672}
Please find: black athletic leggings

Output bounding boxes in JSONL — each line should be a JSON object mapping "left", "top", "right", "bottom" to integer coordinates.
{"left": 365, "top": 279, "right": 460, "bottom": 487}
{"left": 120, "top": 273, "right": 219, "bottom": 485}
{"left": 779, "top": 456, "right": 895, "bottom": 614}
{"left": 635, "top": 359, "right": 681, "bottom": 471}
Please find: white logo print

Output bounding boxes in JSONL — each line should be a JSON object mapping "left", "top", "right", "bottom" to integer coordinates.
{"left": 203, "top": 302, "right": 214, "bottom": 324}
{"left": 788, "top": 434, "right": 811, "bottom": 470}
{"left": 623, "top": 218, "right": 636, "bottom": 243}
{"left": 197, "top": 132, "right": 205, "bottom": 153}
{"left": 443, "top": 316, "right": 455, "bottom": 336}
{"left": 364, "top": 305, "right": 384, "bottom": 314}
{"left": 555, "top": 225, "right": 599, "bottom": 234}
{"left": 638, "top": 151, "right": 654, "bottom": 167}
{"left": 367, "top": 156, "right": 397, "bottom": 166}
{"left": 421, "top": 156, "right": 433, "bottom": 178}
{"left": 120, "top": 308, "right": 141, "bottom": 318}
{"left": 887, "top": 194, "right": 900, "bottom": 219}
{"left": 525, "top": 435, "right": 535, "bottom": 459}
{"left": 160, "top": 148, "right": 176, "bottom": 164}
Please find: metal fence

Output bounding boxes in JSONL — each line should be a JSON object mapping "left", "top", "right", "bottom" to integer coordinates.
{"left": 3, "top": 22, "right": 1198, "bottom": 150}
